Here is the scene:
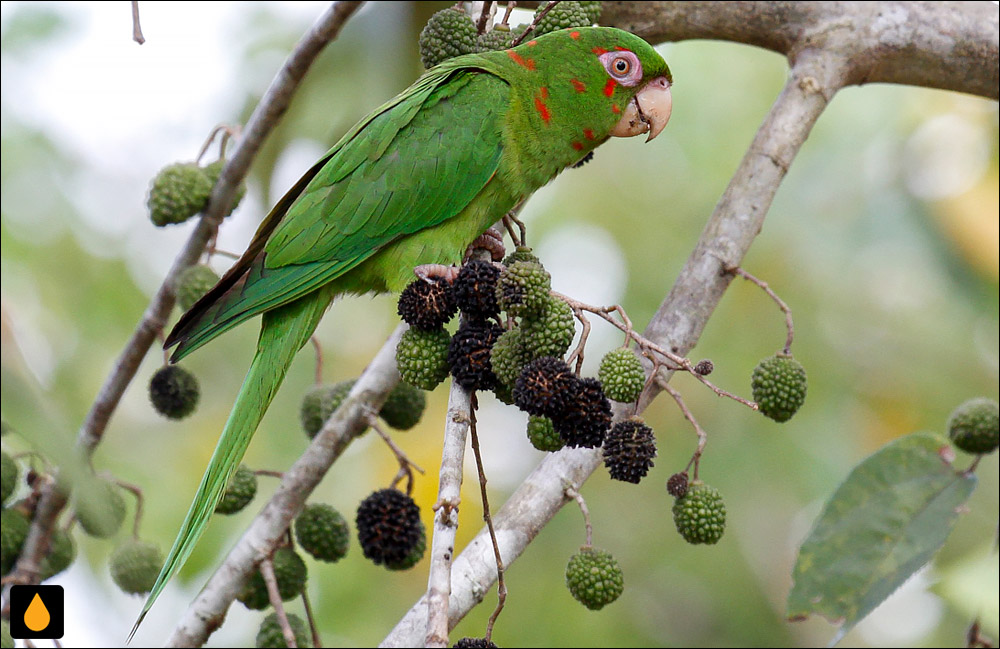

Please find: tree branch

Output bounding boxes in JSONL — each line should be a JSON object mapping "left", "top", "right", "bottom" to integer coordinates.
{"left": 601, "top": 1, "right": 998, "bottom": 100}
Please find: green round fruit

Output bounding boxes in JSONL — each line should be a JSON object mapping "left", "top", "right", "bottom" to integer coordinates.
{"left": 1, "top": 507, "right": 30, "bottom": 575}
{"left": 295, "top": 503, "right": 349, "bottom": 563}
{"left": 497, "top": 261, "right": 551, "bottom": 319}
{"left": 1, "top": 450, "right": 18, "bottom": 505}
{"left": 299, "top": 380, "right": 356, "bottom": 438}
{"left": 396, "top": 327, "right": 452, "bottom": 391}
{"left": 672, "top": 481, "right": 726, "bottom": 545}
{"left": 751, "top": 353, "right": 807, "bottom": 422}
{"left": 147, "top": 162, "right": 214, "bottom": 227}
{"left": 597, "top": 348, "right": 645, "bottom": 403}
{"left": 380, "top": 382, "right": 427, "bottom": 431}
{"left": 536, "top": 1, "right": 592, "bottom": 35}
{"left": 475, "top": 27, "right": 513, "bottom": 52}
{"left": 109, "top": 538, "right": 163, "bottom": 595}
{"left": 255, "top": 612, "right": 310, "bottom": 649}
{"left": 237, "top": 547, "right": 308, "bottom": 610}
{"left": 215, "top": 464, "right": 258, "bottom": 515}
{"left": 491, "top": 328, "right": 530, "bottom": 388}
{"left": 39, "top": 527, "right": 76, "bottom": 580}
{"left": 74, "top": 477, "right": 127, "bottom": 539}
{"left": 419, "top": 7, "right": 477, "bottom": 69}
{"left": 521, "top": 296, "right": 575, "bottom": 360}
{"left": 948, "top": 397, "right": 999, "bottom": 455}
{"left": 173, "top": 264, "right": 219, "bottom": 312}
{"left": 526, "top": 416, "right": 564, "bottom": 452}
{"left": 565, "top": 546, "right": 624, "bottom": 610}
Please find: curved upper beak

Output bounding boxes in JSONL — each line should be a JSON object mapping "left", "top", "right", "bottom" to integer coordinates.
{"left": 609, "top": 76, "right": 672, "bottom": 142}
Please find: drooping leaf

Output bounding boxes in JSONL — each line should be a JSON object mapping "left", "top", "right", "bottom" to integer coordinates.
{"left": 787, "top": 431, "right": 976, "bottom": 638}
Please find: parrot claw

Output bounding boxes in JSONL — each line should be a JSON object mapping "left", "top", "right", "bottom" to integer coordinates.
{"left": 464, "top": 227, "right": 506, "bottom": 262}
{"left": 414, "top": 264, "right": 460, "bottom": 284}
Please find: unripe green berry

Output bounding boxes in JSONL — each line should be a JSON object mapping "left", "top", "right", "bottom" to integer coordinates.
{"left": 149, "top": 365, "right": 200, "bottom": 420}
{"left": 502, "top": 246, "right": 541, "bottom": 266}
{"left": 1, "top": 450, "right": 18, "bottom": 506}
{"left": 1, "top": 507, "right": 30, "bottom": 575}
{"left": 295, "top": 503, "right": 349, "bottom": 563}
{"left": 299, "top": 380, "right": 356, "bottom": 438}
{"left": 948, "top": 397, "right": 999, "bottom": 455}
{"left": 74, "top": 477, "right": 127, "bottom": 538}
{"left": 109, "top": 538, "right": 163, "bottom": 595}
{"left": 527, "top": 415, "right": 564, "bottom": 452}
{"left": 396, "top": 327, "right": 451, "bottom": 391}
{"left": 419, "top": 7, "right": 477, "bottom": 69}
{"left": 475, "top": 27, "right": 513, "bottom": 53}
{"left": 565, "top": 546, "right": 624, "bottom": 610}
{"left": 256, "top": 612, "right": 310, "bottom": 649}
{"left": 536, "top": 1, "right": 592, "bottom": 35}
{"left": 672, "top": 481, "right": 726, "bottom": 545}
{"left": 215, "top": 464, "right": 258, "bottom": 515}
{"left": 237, "top": 547, "right": 308, "bottom": 610}
{"left": 751, "top": 353, "right": 807, "bottom": 422}
{"left": 597, "top": 348, "right": 645, "bottom": 403}
{"left": 521, "top": 296, "right": 575, "bottom": 360}
{"left": 147, "top": 162, "right": 213, "bottom": 227}
{"left": 497, "top": 261, "right": 551, "bottom": 319}
{"left": 39, "top": 527, "right": 76, "bottom": 581}
{"left": 173, "top": 264, "right": 219, "bottom": 312}
{"left": 379, "top": 382, "right": 427, "bottom": 431}
{"left": 491, "top": 328, "right": 531, "bottom": 388}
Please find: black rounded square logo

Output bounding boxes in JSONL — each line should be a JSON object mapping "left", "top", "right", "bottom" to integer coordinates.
{"left": 9, "top": 585, "right": 64, "bottom": 639}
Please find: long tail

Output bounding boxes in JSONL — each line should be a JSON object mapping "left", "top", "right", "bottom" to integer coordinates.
{"left": 130, "top": 290, "right": 332, "bottom": 640}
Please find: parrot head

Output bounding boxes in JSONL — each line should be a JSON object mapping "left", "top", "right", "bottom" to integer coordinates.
{"left": 493, "top": 26, "right": 673, "bottom": 154}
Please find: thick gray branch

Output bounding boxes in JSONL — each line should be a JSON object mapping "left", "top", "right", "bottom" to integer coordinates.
{"left": 602, "top": 1, "right": 999, "bottom": 100}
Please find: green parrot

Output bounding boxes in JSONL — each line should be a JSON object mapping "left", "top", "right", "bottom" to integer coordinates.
{"left": 133, "top": 25, "right": 671, "bottom": 633}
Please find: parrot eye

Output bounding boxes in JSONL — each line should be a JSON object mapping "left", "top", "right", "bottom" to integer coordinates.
{"left": 599, "top": 50, "right": 643, "bottom": 87}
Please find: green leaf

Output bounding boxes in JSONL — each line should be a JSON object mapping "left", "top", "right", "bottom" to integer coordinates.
{"left": 787, "top": 431, "right": 976, "bottom": 636}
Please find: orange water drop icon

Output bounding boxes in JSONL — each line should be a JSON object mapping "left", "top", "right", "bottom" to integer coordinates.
{"left": 25, "top": 592, "right": 51, "bottom": 632}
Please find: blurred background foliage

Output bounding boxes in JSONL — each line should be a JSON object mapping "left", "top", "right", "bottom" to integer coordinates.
{"left": 1, "top": 2, "right": 996, "bottom": 647}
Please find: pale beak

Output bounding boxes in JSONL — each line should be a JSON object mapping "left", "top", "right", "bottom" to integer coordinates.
{"left": 610, "top": 76, "right": 672, "bottom": 142}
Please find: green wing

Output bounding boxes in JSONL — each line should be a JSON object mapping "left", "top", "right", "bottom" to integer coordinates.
{"left": 167, "top": 62, "right": 510, "bottom": 359}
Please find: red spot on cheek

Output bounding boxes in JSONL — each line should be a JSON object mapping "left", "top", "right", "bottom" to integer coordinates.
{"left": 540, "top": 86, "right": 549, "bottom": 99}
{"left": 534, "top": 97, "right": 551, "bottom": 124}
{"left": 603, "top": 78, "right": 617, "bottom": 97}
{"left": 570, "top": 31, "right": 580, "bottom": 40}
{"left": 572, "top": 141, "right": 584, "bottom": 151}
{"left": 571, "top": 78, "right": 586, "bottom": 93}
{"left": 614, "top": 46, "right": 630, "bottom": 51}
{"left": 507, "top": 50, "right": 536, "bottom": 70}
{"left": 583, "top": 129, "right": 595, "bottom": 140}
{"left": 612, "top": 104, "right": 621, "bottom": 114}
{"left": 592, "top": 46, "right": 608, "bottom": 55}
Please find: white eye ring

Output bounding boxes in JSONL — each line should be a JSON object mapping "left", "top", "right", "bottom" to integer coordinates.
{"left": 599, "top": 50, "right": 642, "bottom": 87}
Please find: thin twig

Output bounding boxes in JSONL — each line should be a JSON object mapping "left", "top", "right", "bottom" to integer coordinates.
{"left": 131, "top": 1, "right": 144, "bottom": 45}
{"left": 511, "top": 1, "right": 560, "bottom": 46}
{"left": 254, "top": 469, "right": 285, "bottom": 480}
{"left": 369, "top": 414, "right": 425, "bottom": 496}
{"left": 310, "top": 336, "right": 324, "bottom": 385}
{"left": 114, "top": 479, "right": 145, "bottom": 539}
{"left": 657, "top": 377, "right": 708, "bottom": 480}
{"left": 729, "top": 266, "right": 795, "bottom": 354}
{"left": 468, "top": 395, "right": 506, "bottom": 643}
{"left": 563, "top": 485, "right": 592, "bottom": 547}
{"left": 260, "top": 556, "right": 299, "bottom": 649}
{"left": 475, "top": 1, "right": 494, "bottom": 35}
{"left": 500, "top": 1, "right": 516, "bottom": 27}
{"left": 300, "top": 588, "right": 322, "bottom": 648}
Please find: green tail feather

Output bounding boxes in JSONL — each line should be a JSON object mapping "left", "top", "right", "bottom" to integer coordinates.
{"left": 130, "top": 290, "right": 331, "bottom": 641}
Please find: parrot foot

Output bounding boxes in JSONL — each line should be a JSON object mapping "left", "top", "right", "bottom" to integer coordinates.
{"left": 464, "top": 227, "right": 506, "bottom": 262}
{"left": 414, "top": 264, "right": 460, "bottom": 284}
